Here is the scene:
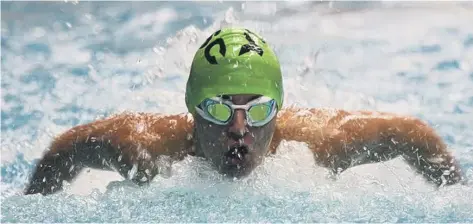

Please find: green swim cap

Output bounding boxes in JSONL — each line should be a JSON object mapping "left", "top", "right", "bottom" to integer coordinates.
{"left": 185, "top": 27, "right": 284, "bottom": 115}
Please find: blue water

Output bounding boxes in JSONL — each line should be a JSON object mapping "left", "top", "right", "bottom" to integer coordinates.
{"left": 2, "top": 1, "right": 473, "bottom": 222}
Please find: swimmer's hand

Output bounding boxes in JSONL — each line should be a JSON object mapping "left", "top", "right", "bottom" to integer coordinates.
{"left": 24, "top": 112, "right": 194, "bottom": 196}
{"left": 276, "top": 108, "right": 466, "bottom": 187}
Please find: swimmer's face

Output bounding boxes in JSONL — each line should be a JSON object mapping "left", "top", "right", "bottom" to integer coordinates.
{"left": 193, "top": 94, "right": 277, "bottom": 178}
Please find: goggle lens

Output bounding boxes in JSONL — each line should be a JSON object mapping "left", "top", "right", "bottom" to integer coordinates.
{"left": 206, "top": 102, "right": 232, "bottom": 122}
{"left": 248, "top": 103, "right": 272, "bottom": 122}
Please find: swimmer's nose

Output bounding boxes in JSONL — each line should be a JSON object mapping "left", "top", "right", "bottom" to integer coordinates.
{"left": 227, "top": 109, "right": 249, "bottom": 140}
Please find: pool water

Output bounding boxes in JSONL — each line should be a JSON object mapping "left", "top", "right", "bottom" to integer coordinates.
{"left": 1, "top": 1, "right": 473, "bottom": 222}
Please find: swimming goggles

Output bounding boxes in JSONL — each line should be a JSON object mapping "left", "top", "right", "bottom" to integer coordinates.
{"left": 195, "top": 96, "right": 278, "bottom": 127}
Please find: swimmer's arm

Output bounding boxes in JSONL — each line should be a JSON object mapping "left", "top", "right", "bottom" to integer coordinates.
{"left": 24, "top": 113, "right": 194, "bottom": 195}
{"left": 275, "top": 108, "right": 465, "bottom": 186}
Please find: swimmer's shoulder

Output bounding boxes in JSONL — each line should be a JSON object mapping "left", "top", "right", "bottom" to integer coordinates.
{"left": 276, "top": 106, "right": 410, "bottom": 130}
{"left": 277, "top": 106, "right": 347, "bottom": 128}
{"left": 50, "top": 111, "right": 195, "bottom": 156}
{"left": 273, "top": 106, "right": 425, "bottom": 153}
{"left": 55, "top": 111, "right": 194, "bottom": 138}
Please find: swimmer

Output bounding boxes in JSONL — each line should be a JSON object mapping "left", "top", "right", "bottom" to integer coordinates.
{"left": 25, "top": 27, "right": 465, "bottom": 195}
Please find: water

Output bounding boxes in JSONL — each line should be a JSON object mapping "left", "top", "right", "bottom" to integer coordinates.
{"left": 2, "top": 1, "right": 473, "bottom": 222}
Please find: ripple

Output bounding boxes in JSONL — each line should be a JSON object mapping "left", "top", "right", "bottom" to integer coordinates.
{"left": 435, "top": 59, "right": 461, "bottom": 71}
{"left": 465, "top": 34, "right": 473, "bottom": 48}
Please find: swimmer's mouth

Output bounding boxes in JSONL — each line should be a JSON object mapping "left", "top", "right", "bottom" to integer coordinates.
{"left": 224, "top": 144, "right": 249, "bottom": 165}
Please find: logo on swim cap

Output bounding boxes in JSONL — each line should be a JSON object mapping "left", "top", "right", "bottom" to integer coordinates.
{"left": 198, "top": 28, "right": 266, "bottom": 65}
{"left": 185, "top": 27, "right": 284, "bottom": 115}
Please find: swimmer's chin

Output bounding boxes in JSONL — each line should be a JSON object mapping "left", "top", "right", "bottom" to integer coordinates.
{"left": 214, "top": 161, "right": 253, "bottom": 179}
{"left": 217, "top": 161, "right": 256, "bottom": 179}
